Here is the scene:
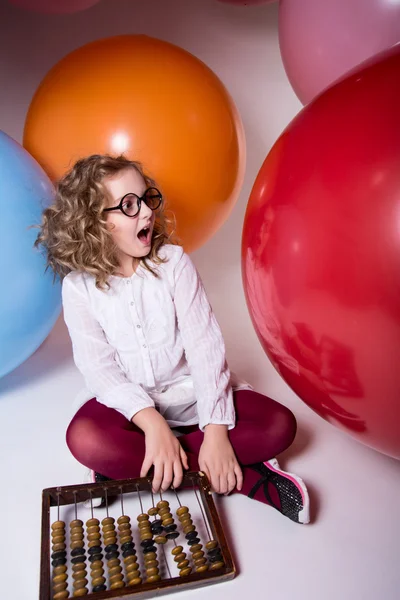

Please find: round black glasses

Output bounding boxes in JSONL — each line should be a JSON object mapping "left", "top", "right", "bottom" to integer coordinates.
{"left": 104, "top": 187, "right": 163, "bottom": 218}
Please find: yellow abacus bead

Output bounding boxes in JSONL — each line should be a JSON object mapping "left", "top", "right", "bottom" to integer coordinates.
{"left": 190, "top": 544, "right": 202, "bottom": 553}
{"left": 53, "top": 591, "right": 69, "bottom": 600}
{"left": 173, "top": 553, "right": 186, "bottom": 563}
{"left": 109, "top": 566, "right": 123, "bottom": 578}
{"left": 52, "top": 535, "right": 66, "bottom": 545}
{"left": 110, "top": 581, "right": 125, "bottom": 590}
{"left": 53, "top": 583, "right": 68, "bottom": 594}
{"left": 179, "top": 567, "right": 192, "bottom": 577}
{"left": 210, "top": 561, "right": 224, "bottom": 570}
{"left": 177, "top": 560, "right": 190, "bottom": 569}
{"left": 146, "top": 567, "right": 159, "bottom": 577}
{"left": 162, "top": 517, "right": 174, "bottom": 526}
{"left": 52, "top": 521, "right": 66, "bottom": 530}
{"left": 206, "top": 540, "right": 218, "bottom": 550}
{"left": 86, "top": 518, "right": 99, "bottom": 526}
{"left": 53, "top": 566, "right": 67, "bottom": 575}
{"left": 194, "top": 558, "right": 207, "bottom": 566}
{"left": 140, "top": 531, "right": 153, "bottom": 540}
{"left": 144, "top": 552, "right": 156, "bottom": 561}
{"left": 172, "top": 546, "right": 183, "bottom": 555}
{"left": 53, "top": 574, "right": 68, "bottom": 584}
{"left": 124, "top": 557, "right": 139, "bottom": 568}
{"left": 183, "top": 524, "right": 195, "bottom": 534}
{"left": 176, "top": 506, "right": 189, "bottom": 516}
{"left": 73, "top": 588, "right": 88, "bottom": 597}
{"left": 70, "top": 519, "right": 83, "bottom": 528}
{"left": 147, "top": 575, "right": 161, "bottom": 583}
{"left": 154, "top": 535, "right": 167, "bottom": 544}
{"left": 145, "top": 560, "right": 159, "bottom": 569}
{"left": 52, "top": 542, "right": 66, "bottom": 552}
{"left": 117, "top": 515, "right": 130, "bottom": 523}
{"left": 128, "top": 577, "right": 142, "bottom": 586}
{"left": 148, "top": 507, "right": 158, "bottom": 516}
{"left": 157, "top": 500, "right": 169, "bottom": 509}
{"left": 92, "top": 576, "right": 106, "bottom": 587}
{"left": 137, "top": 513, "right": 149, "bottom": 522}
{"left": 192, "top": 550, "right": 205, "bottom": 560}
{"left": 196, "top": 565, "right": 209, "bottom": 573}
{"left": 73, "top": 578, "right": 88, "bottom": 589}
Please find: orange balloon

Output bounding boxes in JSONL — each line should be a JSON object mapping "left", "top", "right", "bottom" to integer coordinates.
{"left": 23, "top": 35, "right": 245, "bottom": 252}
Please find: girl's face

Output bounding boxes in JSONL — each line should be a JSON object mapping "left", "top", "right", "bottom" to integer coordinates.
{"left": 103, "top": 167, "right": 156, "bottom": 276}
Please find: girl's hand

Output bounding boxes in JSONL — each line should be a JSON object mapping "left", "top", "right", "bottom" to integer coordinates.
{"left": 198, "top": 425, "right": 243, "bottom": 495}
{"left": 133, "top": 408, "right": 189, "bottom": 493}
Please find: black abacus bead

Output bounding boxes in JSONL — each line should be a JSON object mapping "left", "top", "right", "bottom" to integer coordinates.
{"left": 89, "top": 553, "right": 103, "bottom": 563}
{"left": 143, "top": 545, "right": 157, "bottom": 554}
{"left": 150, "top": 519, "right": 163, "bottom": 528}
{"left": 93, "top": 584, "right": 107, "bottom": 593}
{"left": 164, "top": 524, "right": 178, "bottom": 533}
{"left": 71, "top": 555, "right": 86, "bottom": 565}
{"left": 122, "top": 548, "right": 136, "bottom": 559}
{"left": 185, "top": 531, "right": 198, "bottom": 540}
{"left": 207, "top": 547, "right": 222, "bottom": 558}
{"left": 140, "top": 539, "right": 154, "bottom": 548}
{"left": 71, "top": 548, "right": 86, "bottom": 557}
{"left": 88, "top": 547, "right": 103, "bottom": 555}
{"left": 51, "top": 551, "right": 67, "bottom": 560}
{"left": 166, "top": 532, "right": 180, "bottom": 540}
{"left": 52, "top": 557, "right": 67, "bottom": 567}
{"left": 104, "top": 543, "right": 118, "bottom": 553}
{"left": 208, "top": 553, "right": 223, "bottom": 563}
{"left": 187, "top": 537, "right": 201, "bottom": 546}
{"left": 105, "top": 551, "right": 119, "bottom": 560}
{"left": 121, "top": 542, "right": 135, "bottom": 552}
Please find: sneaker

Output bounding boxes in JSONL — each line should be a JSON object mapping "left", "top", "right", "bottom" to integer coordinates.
{"left": 82, "top": 469, "right": 111, "bottom": 508}
{"left": 248, "top": 458, "right": 310, "bottom": 524}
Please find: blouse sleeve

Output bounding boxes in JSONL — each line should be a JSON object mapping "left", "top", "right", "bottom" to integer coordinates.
{"left": 62, "top": 275, "right": 155, "bottom": 421}
{"left": 172, "top": 249, "right": 236, "bottom": 431}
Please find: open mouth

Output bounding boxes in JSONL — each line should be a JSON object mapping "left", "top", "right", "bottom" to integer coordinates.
{"left": 137, "top": 226, "right": 152, "bottom": 245}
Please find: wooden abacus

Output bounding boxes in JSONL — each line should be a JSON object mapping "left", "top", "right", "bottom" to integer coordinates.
{"left": 40, "top": 471, "right": 236, "bottom": 599}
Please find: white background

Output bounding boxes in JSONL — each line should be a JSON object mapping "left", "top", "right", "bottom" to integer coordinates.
{"left": 0, "top": 1, "right": 399, "bottom": 599}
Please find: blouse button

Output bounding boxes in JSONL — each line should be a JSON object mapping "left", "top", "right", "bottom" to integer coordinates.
{"left": 137, "top": 324, "right": 141, "bottom": 329}
{"left": 130, "top": 302, "right": 134, "bottom": 306}
{"left": 143, "top": 344, "right": 147, "bottom": 348}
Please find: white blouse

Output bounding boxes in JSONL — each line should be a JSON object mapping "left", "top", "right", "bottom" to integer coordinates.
{"left": 62, "top": 244, "right": 251, "bottom": 431}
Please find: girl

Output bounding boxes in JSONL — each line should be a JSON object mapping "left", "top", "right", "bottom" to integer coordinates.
{"left": 36, "top": 154, "right": 310, "bottom": 525}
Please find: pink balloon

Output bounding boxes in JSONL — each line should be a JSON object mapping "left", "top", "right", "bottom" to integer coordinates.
{"left": 279, "top": 0, "right": 400, "bottom": 104}
{"left": 218, "top": 0, "right": 276, "bottom": 5}
{"left": 9, "top": 0, "right": 100, "bottom": 14}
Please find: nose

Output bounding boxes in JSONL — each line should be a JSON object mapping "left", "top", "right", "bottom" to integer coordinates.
{"left": 139, "top": 198, "right": 153, "bottom": 219}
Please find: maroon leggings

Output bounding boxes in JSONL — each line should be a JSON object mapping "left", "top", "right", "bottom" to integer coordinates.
{"left": 66, "top": 390, "right": 297, "bottom": 506}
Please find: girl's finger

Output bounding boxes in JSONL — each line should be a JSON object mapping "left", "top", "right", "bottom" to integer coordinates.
{"left": 180, "top": 446, "right": 189, "bottom": 470}
{"left": 226, "top": 469, "right": 237, "bottom": 495}
{"left": 140, "top": 454, "right": 153, "bottom": 478}
{"left": 152, "top": 460, "right": 164, "bottom": 493}
{"left": 219, "top": 473, "right": 228, "bottom": 495}
{"left": 161, "top": 461, "right": 173, "bottom": 492}
{"left": 234, "top": 463, "right": 243, "bottom": 491}
{"left": 172, "top": 459, "right": 184, "bottom": 490}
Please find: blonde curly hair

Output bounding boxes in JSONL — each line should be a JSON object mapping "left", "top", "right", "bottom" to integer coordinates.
{"left": 35, "top": 154, "right": 179, "bottom": 290}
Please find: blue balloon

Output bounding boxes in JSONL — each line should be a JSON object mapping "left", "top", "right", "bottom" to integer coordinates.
{"left": 0, "top": 131, "right": 61, "bottom": 378}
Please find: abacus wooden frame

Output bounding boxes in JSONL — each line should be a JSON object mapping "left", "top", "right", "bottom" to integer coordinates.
{"left": 40, "top": 471, "right": 236, "bottom": 600}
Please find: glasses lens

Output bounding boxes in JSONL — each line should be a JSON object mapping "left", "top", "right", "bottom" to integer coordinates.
{"left": 145, "top": 188, "right": 162, "bottom": 210}
{"left": 122, "top": 194, "right": 139, "bottom": 216}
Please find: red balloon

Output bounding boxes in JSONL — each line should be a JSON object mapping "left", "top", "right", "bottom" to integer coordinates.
{"left": 242, "top": 46, "right": 400, "bottom": 459}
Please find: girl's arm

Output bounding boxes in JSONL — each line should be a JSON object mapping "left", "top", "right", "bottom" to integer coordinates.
{"left": 62, "top": 275, "right": 155, "bottom": 422}
{"left": 172, "top": 249, "right": 235, "bottom": 431}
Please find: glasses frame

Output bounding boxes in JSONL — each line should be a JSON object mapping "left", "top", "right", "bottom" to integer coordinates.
{"left": 103, "top": 187, "right": 163, "bottom": 218}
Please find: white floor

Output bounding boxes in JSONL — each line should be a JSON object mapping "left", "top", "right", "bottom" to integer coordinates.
{"left": 1, "top": 272, "right": 400, "bottom": 600}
